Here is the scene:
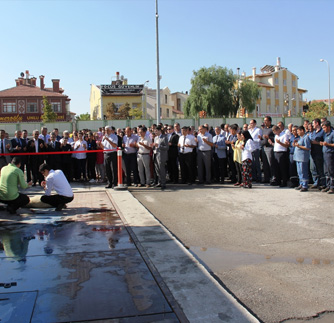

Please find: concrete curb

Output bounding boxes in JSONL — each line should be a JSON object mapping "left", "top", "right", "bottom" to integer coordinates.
{"left": 108, "top": 190, "right": 260, "bottom": 323}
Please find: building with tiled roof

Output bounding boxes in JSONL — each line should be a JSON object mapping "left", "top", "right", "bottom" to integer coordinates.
{"left": 238, "top": 57, "right": 308, "bottom": 117}
{"left": 0, "top": 70, "right": 71, "bottom": 122}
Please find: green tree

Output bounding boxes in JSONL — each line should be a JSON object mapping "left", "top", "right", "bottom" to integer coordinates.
{"left": 305, "top": 101, "right": 330, "bottom": 120}
{"left": 41, "top": 96, "right": 57, "bottom": 122}
{"left": 129, "top": 107, "right": 143, "bottom": 119}
{"left": 239, "top": 80, "right": 261, "bottom": 114}
{"left": 105, "top": 102, "right": 131, "bottom": 120}
{"left": 184, "top": 65, "right": 236, "bottom": 117}
{"left": 105, "top": 102, "right": 117, "bottom": 119}
{"left": 76, "top": 113, "right": 91, "bottom": 121}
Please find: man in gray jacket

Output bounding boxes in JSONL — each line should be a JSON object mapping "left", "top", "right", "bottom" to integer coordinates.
{"left": 153, "top": 125, "right": 169, "bottom": 190}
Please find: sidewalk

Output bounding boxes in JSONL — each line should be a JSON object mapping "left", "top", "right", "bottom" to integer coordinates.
{"left": 0, "top": 183, "right": 259, "bottom": 322}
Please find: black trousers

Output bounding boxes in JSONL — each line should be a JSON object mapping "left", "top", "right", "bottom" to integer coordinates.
{"left": 123, "top": 153, "right": 139, "bottom": 185}
{"left": 227, "top": 151, "right": 236, "bottom": 182}
{"left": 179, "top": 152, "right": 194, "bottom": 183}
{"left": 0, "top": 193, "right": 30, "bottom": 211}
{"left": 273, "top": 151, "right": 289, "bottom": 185}
{"left": 213, "top": 153, "right": 226, "bottom": 183}
{"left": 41, "top": 195, "right": 74, "bottom": 207}
{"left": 87, "top": 154, "right": 97, "bottom": 180}
{"left": 104, "top": 152, "right": 118, "bottom": 186}
{"left": 167, "top": 154, "right": 179, "bottom": 183}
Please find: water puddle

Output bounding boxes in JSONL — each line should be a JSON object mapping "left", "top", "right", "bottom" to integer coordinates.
{"left": 190, "top": 246, "right": 332, "bottom": 272}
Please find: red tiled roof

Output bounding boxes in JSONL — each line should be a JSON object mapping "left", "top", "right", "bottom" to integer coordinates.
{"left": 0, "top": 85, "right": 68, "bottom": 98}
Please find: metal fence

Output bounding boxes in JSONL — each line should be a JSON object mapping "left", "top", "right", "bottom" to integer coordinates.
{"left": 2, "top": 116, "right": 334, "bottom": 137}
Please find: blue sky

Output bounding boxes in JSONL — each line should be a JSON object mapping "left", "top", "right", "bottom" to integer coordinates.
{"left": 0, "top": 0, "right": 333, "bottom": 115}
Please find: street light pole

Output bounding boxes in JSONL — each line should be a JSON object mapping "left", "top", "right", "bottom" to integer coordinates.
{"left": 156, "top": 0, "right": 161, "bottom": 124}
{"left": 320, "top": 59, "right": 331, "bottom": 116}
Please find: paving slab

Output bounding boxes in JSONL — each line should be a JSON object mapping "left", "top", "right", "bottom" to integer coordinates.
{"left": 0, "top": 187, "right": 179, "bottom": 322}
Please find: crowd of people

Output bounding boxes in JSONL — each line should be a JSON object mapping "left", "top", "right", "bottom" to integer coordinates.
{"left": 0, "top": 116, "right": 333, "bottom": 196}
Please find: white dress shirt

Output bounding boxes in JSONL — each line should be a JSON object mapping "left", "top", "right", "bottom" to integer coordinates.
{"left": 249, "top": 126, "right": 262, "bottom": 150}
{"left": 274, "top": 132, "right": 288, "bottom": 152}
{"left": 44, "top": 169, "right": 73, "bottom": 197}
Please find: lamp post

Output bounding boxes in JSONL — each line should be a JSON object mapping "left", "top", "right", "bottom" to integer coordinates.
{"left": 156, "top": 0, "right": 161, "bottom": 124}
{"left": 320, "top": 59, "right": 331, "bottom": 116}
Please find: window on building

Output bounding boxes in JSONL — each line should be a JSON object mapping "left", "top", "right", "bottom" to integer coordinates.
{"left": 267, "top": 105, "right": 271, "bottom": 112}
{"left": 283, "top": 79, "right": 287, "bottom": 86}
{"left": 27, "top": 102, "right": 38, "bottom": 113}
{"left": 167, "top": 109, "right": 170, "bottom": 117}
{"left": 292, "top": 93, "right": 296, "bottom": 100}
{"left": 51, "top": 102, "right": 61, "bottom": 112}
{"left": 275, "top": 91, "right": 279, "bottom": 99}
{"left": 132, "top": 103, "right": 138, "bottom": 109}
{"left": 3, "top": 103, "right": 16, "bottom": 113}
{"left": 165, "top": 95, "right": 168, "bottom": 104}
{"left": 275, "top": 77, "right": 279, "bottom": 85}
{"left": 115, "top": 103, "right": 123, "bottom": 112}
{"left": 276, "top": 106, "right": 280, "bottom": 114}
{"left": 266, "top": 90, "right": 270, "bottom": 98}
{"left": 299, "top": 93, "right": 303, "bottom": 101}
{"left": 177, "top": 98, "right": 181, "bottom": 111}
{"left": 292, "top": 80, "right": 296, "bottom": 87}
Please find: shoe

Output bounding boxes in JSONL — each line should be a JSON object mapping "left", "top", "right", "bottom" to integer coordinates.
{"left": 327, "top": 189, "right": 334, "bottom": 194}
{"left": 134, "top": 184, "right": 138, "bottom": 187}
{"left": 310, "top": 185, "right": 318, "bottom": 189}
{"left": 89, "top": 179, "right": 96, "bottom": 183}
{"left": 55, "top": 204, "right": 65, "bottom": 211}
{"left": 322, "top": 187, "right": 330, "bottom": 193}
{"left": 155, "top": 183, "right": 161, "bottom": 188}
{"left": 161, "top": 185, "right": 166, "bottom": 190}
{"left": 145, "top": 184, "right": 150, "bottom": 188}
{"left": 105, "top": 185, "right": 112, "bottom": 189}
{"left": 32, "top": 183, "right": 36, "bottom": 187}
{"left": 295, "top": 186, "right": 302, "bottom": 190}
{"left": 300, "top": 188, "right": 308, "bottom": 192}
{"left": 6, "top": 205, "right": 17, "bottom": 214}
{"left": 233, "top": 182, "right": 239, "bottom": 186}
{"left": 248, "top": 184, "right": 252, "bottom": 189}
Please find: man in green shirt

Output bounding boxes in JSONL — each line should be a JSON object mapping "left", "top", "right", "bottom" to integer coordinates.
{"left": 0, "top": 157, "right": 32, "bottom": 214}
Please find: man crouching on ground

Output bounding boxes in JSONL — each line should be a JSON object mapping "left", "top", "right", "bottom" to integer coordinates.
{"left": 0, "top": 157, "right": 32, "bottom": 214}
{"left": 39, "top": 163, "right": 74, "bottom": 211}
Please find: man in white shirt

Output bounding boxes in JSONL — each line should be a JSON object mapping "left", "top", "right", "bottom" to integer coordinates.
{"left": 248, "top": 119, "right": 263, "bottom": 182}
{"left": 272, "top": 125, "right": 290, "bottom": 187}
{"left": 196, "top": 125, "right": 213, "bottom": 184}
{"left": 39, "top": 163, "right": 74, "bottom": 211}
{"left": 136, "top": 126, "right": 152, "bottom": 187}
{"left": 101, "top": 126, "right": 118, "bottom": 188}
{"left": 178, "top": 126, "right": 197, "bottom": 184}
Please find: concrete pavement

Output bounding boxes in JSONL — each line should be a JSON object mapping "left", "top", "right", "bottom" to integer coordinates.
{"left": 0, "top": 183, "right": 259, "bottom": 322}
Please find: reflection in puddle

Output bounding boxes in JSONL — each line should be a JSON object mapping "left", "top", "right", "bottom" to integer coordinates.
{"left": 190, "top": 246, "right": 332, "bottom": 272}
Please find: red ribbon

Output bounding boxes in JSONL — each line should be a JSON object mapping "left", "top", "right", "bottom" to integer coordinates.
{"left": 0, "top": 149, "right": 117, "bottom": 157}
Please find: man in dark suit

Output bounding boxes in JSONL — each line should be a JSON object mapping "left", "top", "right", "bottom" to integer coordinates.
{"left": 21, "top": 130, "right": 31, "bottom": 182}
{"left": 27, "top": 129, "right": 47, "bottom": 186}
{"left": 167, "top": 125, "right": 179, "bottom": 184}
{"left": 11, "top": 130, "right": 26, "bottom": 172}
{"left": 47, "top": 132, "right": 61, "bottom": 170}
{"left": 0, "top": 129, "right": 13, "bottom": 170}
